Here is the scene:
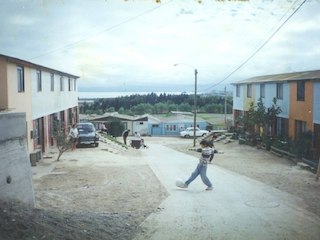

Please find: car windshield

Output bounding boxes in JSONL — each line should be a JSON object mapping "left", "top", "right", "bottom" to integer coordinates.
{"left": 78, "top": 124, "right": 94, "bottom": 133}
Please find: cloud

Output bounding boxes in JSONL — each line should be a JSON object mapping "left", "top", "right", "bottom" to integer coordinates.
{"left": 0, "top": 0, "right": 319, "bottom": 93}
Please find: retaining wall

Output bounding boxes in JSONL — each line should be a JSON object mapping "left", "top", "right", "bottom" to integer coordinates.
{"left": 0, "top": 112, "right": 35, "bottom": 207}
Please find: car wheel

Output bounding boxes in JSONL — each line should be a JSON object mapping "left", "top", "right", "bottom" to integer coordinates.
{"left": 202, "top": 133, "right": 206, "bottom": 136}
{"left": 185, "top": 135, "right": 190, "bottom": 138}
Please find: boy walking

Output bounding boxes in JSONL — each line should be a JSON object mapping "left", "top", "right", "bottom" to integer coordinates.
{"left": 179, "top": 140, "right": 213, "bottom": 191}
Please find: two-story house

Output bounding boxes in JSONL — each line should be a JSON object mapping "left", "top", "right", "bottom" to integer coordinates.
{"left": 0, "top": 54, "right": 79, "bottom": 159}
{"left": 232, "top": 70, "right": 320, "bottom": 156}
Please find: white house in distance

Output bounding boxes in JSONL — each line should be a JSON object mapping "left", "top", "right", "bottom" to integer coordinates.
{"left": 0, "top": 54, "right": 79, "bottom": 159}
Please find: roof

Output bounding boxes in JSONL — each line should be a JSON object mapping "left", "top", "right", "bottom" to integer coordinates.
{"left": 158, "top": 114, "right": 206, "bottom": 123}
{"left": 90, "top": 112, "right": 148, "bottom": 121}
{"left": 232, "top": 69, "right": 320, "bottom": 85}
{"left": 0, "top": 53, "right": 79, "bottom": 79}
{"left": 171, "top": 111, "right": 193, "bottom": 116}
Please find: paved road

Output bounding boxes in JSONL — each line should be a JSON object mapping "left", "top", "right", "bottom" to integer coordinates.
{"left": 133, "top": 142, "right": 320, "bottom": 240}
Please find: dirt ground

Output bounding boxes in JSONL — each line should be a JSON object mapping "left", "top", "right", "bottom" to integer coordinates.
{"left": 1, "top": 136, "right": 319, "bottom": 240}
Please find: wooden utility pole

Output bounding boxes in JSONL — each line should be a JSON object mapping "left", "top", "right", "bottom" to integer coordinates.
{"left": 224, "top": 86, "right": 227, "bottom": 127}
{"left": 316, "top": 156, "right": 320, "bottom": 181}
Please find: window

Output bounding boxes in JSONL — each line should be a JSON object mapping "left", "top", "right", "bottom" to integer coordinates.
{"left": 276, "top": 83, "right": 283, "bottom": 99}
{"left": 297, "top": 81, "right": 305, "bottom": 101}
{"left": 166, "top": 124, "right": 177, "bottom": 131}
{"left": 236, "top": 85, "right": 240, "bottom": 97}
{"left": 68, "top": 108, "right": 73, "bottom": 125}
{"left": 247, "top": 84, "right": 252, "bottom": 98}
{"left": 74, "top": 79, "right": 77, "bottom": 91}
{"left": 60, "top": 111, "right": 65, "bottom": 124}
{"left": 276, "top": 117, "right": 289, "bottom": 138}
{"left": 260, "top": 84, "right": 265, "bottom": 98}
{"left": 295, "top": 120, "right": 307, "bottom": 138}
{"left": 34, "top": 119, "right": 41, "bottom": 145}
{"left": 60, "top": 76, "right": 64, "bottom": 91}
{"left": 17, "top": 66, "right": 24, "bottom": 92}
{"left": 50, "top": 73, "right": 54, "bottom": 91}
{"left": 68, "top": 78, "right": 72, "bottom": 91}
{"left": 37, "top": 70, "right": 42, "bottom": 92}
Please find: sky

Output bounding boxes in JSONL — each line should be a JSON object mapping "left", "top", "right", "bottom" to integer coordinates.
{"left": 1, "top": 0, "right": 320, "bottom": 94}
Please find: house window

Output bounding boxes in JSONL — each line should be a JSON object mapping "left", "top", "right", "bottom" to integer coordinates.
{"left": 260, "top": 84, "right": 265, "bottom": 98}
{"left": 60, "top": 76, "right": 64, "bottom": 91}
{"left": 34, "top": 119, "right": 41, "bottom": 145}
{"left": 276, "top": 83, "right": 283, "bottom": 99}
{"left": 247, "top": 84, "right": 252, "bottom": 98}
{"left": 297, "top": 81, "right": 305, "bottom": 101}
{"left": 236, "top": 85, "right": 240, "bottom": 97}
{"left": 68, "top": 108, "right": 72, "bottom": 125}
{"left": 60, "top": 111, "right": 65, "bottom": 124}
{"left": 276, "top": 117, "right": 289, "bottom": 138}
{"left": 68, "top": 78, "right": 72, "bottom": 91}
{"left": 37, "top": 70, "right": 42, "bottom": 92}
{"left": 74, "top": 79, "right": 77, "bottom": 91}
{"left": 295, "top": 120, "right": 307, "bottom": 138}
{"left": 166, "top": 124, "right": 177, "bottom": 131}
{"left": 17, "top": 66, "right": 24, "bottom": 92}
{"left": 50, "top": 73, "right": 54, "bottom": 91}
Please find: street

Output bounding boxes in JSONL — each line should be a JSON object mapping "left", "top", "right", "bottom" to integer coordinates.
{"left": 134, "top": 141, "right": 320, "bottom": 240}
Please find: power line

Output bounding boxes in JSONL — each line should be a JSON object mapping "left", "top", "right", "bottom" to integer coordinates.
{"left": 28, "top": 0, "right": 173, "bottom": 61}
{"left": 203, "top": 0, "right": 307, "bottom": 92}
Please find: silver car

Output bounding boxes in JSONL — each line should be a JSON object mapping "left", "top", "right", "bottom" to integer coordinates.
{"left": 180, "top": 127, "right": 209, "bottom": 138}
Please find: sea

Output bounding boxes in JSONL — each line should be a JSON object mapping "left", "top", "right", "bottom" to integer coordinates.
{"left": 78, "top": 91, "right": 193, "bottom": 99}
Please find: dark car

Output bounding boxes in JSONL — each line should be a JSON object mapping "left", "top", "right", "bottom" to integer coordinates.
{"left": 77, "top": 122, "right": 99, "bottom": 147}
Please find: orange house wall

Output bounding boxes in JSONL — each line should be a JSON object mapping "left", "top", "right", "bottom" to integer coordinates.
{"left": 289, "top": 81, "right": 313, "bottom": 139}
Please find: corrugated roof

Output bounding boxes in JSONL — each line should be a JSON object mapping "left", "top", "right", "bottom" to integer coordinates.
{"left": 232, "top": 69, "right": 320, "bottom": 85}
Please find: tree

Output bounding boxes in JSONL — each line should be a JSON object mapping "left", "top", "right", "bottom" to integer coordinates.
{"left": 242, "top": 102, "right": 256, "bottom": 133}
{"left": 255, "top": 98, "right": 266, "bottom": 135}
{"left": 265, "top": 98, "right": 282, "bottom": 136}
{"left": 53, "top": 120, "right": 71, "bottom": 161}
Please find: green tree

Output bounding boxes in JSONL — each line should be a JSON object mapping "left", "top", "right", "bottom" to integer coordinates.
{"left": 178, "top": 103, "right": 192, "bottom": 112}
{"left": 242, "top": 102, "right": 256, "bottom": 133}
{"left": 266, "top": 98, "right": 282, "bottom": 136}
{"left": 107, "top": 107, "right": 115, "bottom": 112}
{"left": 53, "top": 120, "right": 71, "bottom": 161}
{"left": 118, "top": 107, "right": 125, "bottom": 114}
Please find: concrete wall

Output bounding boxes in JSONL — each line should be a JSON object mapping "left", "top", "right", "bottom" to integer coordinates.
{"left": 0, "top": 112, "right": 35, "bottom": 207}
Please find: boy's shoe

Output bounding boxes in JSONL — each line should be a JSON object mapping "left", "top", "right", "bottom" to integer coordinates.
{"left": 179, "top": 183, "right": 188, "bottom": 188}
{"left": 206, "top": 186, "right": 213, "bottom": 191}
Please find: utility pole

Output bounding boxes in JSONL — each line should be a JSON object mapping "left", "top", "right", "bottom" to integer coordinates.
{"left": 224, "top": 86, "right": 227, "bottom": 128}
{"left": 316, "top": 156, "right": 320, "bottom": 181}
{"left": 193, "top": 69, "right": 198, "bottom": 147}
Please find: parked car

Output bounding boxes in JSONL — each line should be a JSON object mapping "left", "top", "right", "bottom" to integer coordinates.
{"left": 77, "top": 122, "right": 99, "bottom": 147}
{"left": 180, "top": 127, "right": 209, "bottom": 138}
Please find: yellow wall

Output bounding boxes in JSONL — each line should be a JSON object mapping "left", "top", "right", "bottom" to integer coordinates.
{"left": 243, "top": 84, "right": 256, "bottom": 111}
{"left": 0, "top": 58, "right": 8, "bottom": 109}
{"left": 6, "top": 63, "right": 34, "bottom": 153}
{"left": 289, "top": 81, "right": 313, "bottom": 139}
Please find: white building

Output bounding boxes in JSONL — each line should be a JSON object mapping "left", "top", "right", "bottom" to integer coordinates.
{"left": 0, "top": 54, "right": 79, "bottom": 158}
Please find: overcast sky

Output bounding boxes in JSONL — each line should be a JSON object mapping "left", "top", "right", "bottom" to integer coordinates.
{"left": 1, "top": 0, "right": 319, "bottom": 93}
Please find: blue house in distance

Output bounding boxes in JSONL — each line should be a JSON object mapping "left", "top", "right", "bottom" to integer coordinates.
{"left": 84, "top": 112, "right": 209, "bottom": 137}
{"left": 147, "top": 112, "right": 209, "bottom": 136}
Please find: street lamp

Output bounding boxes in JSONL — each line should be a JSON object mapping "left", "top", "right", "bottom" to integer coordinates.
{"left": 174, "top": 63, "right": 198, "bottom": 147}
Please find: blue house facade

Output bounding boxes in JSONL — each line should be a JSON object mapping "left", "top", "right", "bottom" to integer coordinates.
{"left": 147, "top": 114, "right": 208, "bottom": 136}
